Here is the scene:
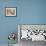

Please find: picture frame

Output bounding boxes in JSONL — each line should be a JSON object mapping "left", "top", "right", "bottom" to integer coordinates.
{"left": 5, "top": 7, "right": 16, "bottom": 16}
{"left": 18, "top": 24, "right": 46, "bottom": 42}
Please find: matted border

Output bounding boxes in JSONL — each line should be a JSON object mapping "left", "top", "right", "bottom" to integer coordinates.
{"left": 5, "top": 7, "right": 17, "bottom": 17}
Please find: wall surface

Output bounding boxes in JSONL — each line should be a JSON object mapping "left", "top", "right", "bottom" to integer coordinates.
{"left": 0, "top": 0, "right": 46, "bottom": 44}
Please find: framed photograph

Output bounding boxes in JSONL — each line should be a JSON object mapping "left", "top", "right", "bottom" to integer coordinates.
{"left": 5, "top": 7, "right": 16, "bottom": 16}
{"left": 18, "top": 24, "right": 46, "bottom": 42}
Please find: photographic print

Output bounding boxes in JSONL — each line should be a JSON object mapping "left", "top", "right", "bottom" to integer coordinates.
{"left": 18, "top": 24, "right": 46, "bottom": 46}
{"left": 18, "top": 24, "right": 46, "bottom": 41}
{"left": 6, "top": 7, "right": 16, "bottom": 16}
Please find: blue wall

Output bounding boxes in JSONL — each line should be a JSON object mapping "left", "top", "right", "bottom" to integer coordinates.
{"left": 0, "top": 0, "right": 46, "bottom": 44}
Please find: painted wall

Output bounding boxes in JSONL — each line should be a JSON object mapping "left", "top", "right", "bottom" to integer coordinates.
{"left": 0, "top": 0, "right": 46, "bottom": 44}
